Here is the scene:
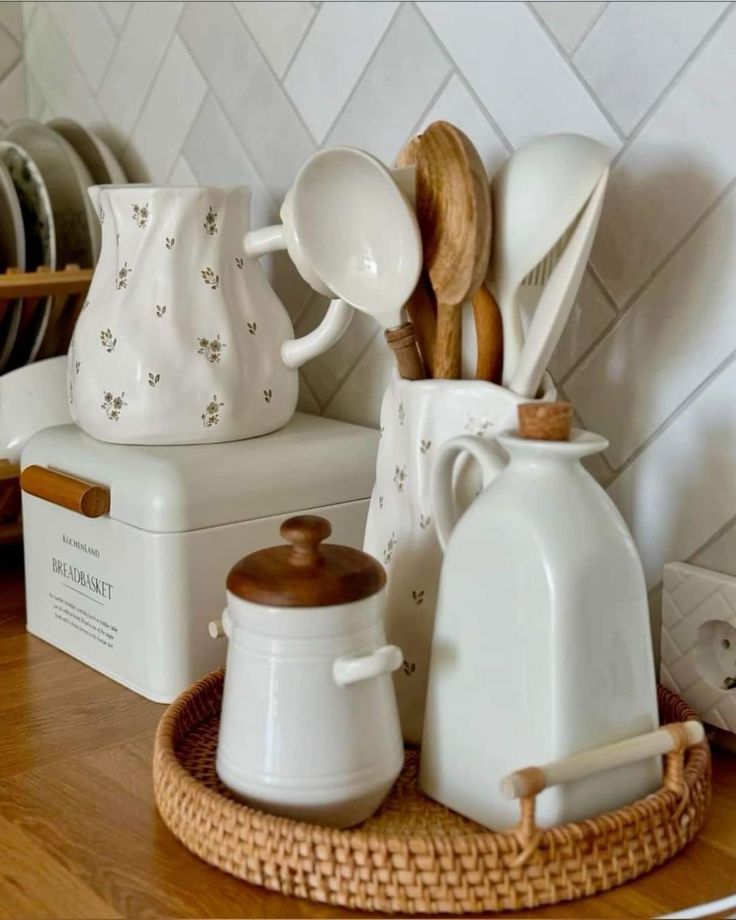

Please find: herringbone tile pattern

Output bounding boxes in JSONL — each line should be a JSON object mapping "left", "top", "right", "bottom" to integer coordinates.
{"left": 15, "top": 0, "right": 736, "bottom": 607}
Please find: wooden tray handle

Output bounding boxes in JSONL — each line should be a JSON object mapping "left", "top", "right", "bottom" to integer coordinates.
{"left": 502, "top": 720, "right": 705, "bottom": 843}
{"left": 20, "top": 465, "right": 110, "bottom": 518}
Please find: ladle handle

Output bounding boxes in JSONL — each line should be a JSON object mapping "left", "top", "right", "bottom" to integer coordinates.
{"left": 384, "top": 322, "right": 425, "bottom": 380}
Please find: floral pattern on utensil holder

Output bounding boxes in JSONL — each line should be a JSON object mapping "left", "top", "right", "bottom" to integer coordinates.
{"left": 363, "top": 372, "right": 556, "bottom": 744}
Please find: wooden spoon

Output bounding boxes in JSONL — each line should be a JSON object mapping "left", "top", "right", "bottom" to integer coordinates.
{"left": 394, "top": 137, "right": 436, "bottom": 377}
{"left": 472, "top": 283, "right": 503, "bottom": 383}
{"left": 415, "top": 122, "right": 491, "bottom": 379}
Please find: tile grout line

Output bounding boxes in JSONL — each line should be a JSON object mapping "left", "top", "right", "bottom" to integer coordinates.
{"left": 525, "top": 0, "right": 626, "bottom": 144}
{"left": 279, "top": 1, "right": 320, "bottom": 84}
{"left": 233, "top": 2, "right": 323, "bottom": 148}
{"left": 299, "top": 370, "right": 323, "bottom": 414}
{"left": 563, "top": 174, "right": 736, "bottom": 388}
{"left": 619, "top": 173, "right": 736, "bottom": 313}
{"left": 174, "top": 90, "right": 211, "bottom": 181}
{"left": 607, "top": 2, "right": 736, "bottom": 170}
{"left": 395, "top": 67, "right": 454, "bottom": 159}
{"left": 687, "top": 510, "right": 736, "bottom": 567}
{"left": 568, "top": 0, "right": 610, "bottom": 57}
{"left": 0, "top": 35, "right": 21, "bottom": 87}
{"left": 40, "top": 2, "right": 112, "bottom": 110}
{"left": 604, "top": 345, "right": 736, "bottom": 488}
{"left": 322, "top": 2, "right": 404, "bottom": 146}
{"left": 412, "top": 1, "right": 514, "bottom": 153}
{"left": 322, "top": 326, "right": 383, "bottom": 418}
{"left": 123, "top": 7, "right": 187, "bottom": 155}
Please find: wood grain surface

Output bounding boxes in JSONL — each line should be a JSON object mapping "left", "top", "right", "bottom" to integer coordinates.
{"left": 1, "top": 546, "right": 736, "bottom": 918}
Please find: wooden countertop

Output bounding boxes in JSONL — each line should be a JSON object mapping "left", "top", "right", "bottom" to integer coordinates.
{"left": 2, "top": 545, "right": 736, "bottom": 919}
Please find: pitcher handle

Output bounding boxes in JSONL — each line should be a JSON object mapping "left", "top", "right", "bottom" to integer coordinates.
{"left": 281, "top": 298, "right": 354, "bottom": 369}
{"left": 432, "top": 435, "right": 507, "bottom": 551}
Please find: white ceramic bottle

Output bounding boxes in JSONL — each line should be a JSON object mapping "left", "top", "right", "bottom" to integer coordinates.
{"left": 420, "top": 403, "right": 661, "bottom": 831}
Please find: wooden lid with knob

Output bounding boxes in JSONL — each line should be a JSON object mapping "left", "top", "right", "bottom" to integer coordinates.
{"left": 518, "top": 402, "right": 573, "bottom": 441}
{"left": 226, "top": 515, "right": 386, "bottom": 608}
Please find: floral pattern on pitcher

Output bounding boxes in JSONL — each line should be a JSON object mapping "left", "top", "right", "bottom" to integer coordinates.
{"left": 116, "top": 262, "right": 131, "bottom": 290}
{"left": 201, "top": 266, "right": 219, "bottom": 290}
{"left": 197, "top": 335, "right": 226, "bottom": 364}
{"left": 165, "top": 236, "right": 175, "bottom": 250}
{"left": 155, "top": 304, "right": 167, "bottom": 318}
{"left": 148, "top": 372, "right": 161, "bottom": 387}
{"left": 383, "top": 532, "right": 397, "bottom": 565}
{"left": 202, "top": 394, "right": 224, "bottom": 428}
{"left": 132, "top": 203, "right": 149, "bottom": 228}
{"left": 101, "top": 391, "right": 127, "bottom": 421}
{"left": 393, "top": 465, "right": 407, "bottom": 492}
{"left": 99, "top": 329, "right": 116, "bottom": 353}
{"left": 204, "top": 207, "right": 218, "bottom": 235}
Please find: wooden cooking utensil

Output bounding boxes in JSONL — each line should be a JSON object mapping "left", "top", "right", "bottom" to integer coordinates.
{"left": 394, "top": 135, "right": 437, "bottom": 380}
{"left": 471, "top": 283, "right": 503, "bottom": 383}
{"left": 415, "top": 122, "right": 491, "bottom": 379}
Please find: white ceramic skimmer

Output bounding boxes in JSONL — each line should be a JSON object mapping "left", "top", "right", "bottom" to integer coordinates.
{"left": 245, "top": 146, "right": 422, "bottom": 366}
{"left": 489, "top": 134, "right": 610, "bottom": 386}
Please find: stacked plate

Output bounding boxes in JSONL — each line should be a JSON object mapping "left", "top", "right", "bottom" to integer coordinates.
{"left": 0, "top": 118, "right": 128, "bottom": 372}
{"left": 0, "top": 119, "right": 127, "bottom": 538}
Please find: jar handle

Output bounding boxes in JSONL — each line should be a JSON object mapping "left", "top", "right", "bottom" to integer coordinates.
{"left": 333, "top": 645, "right": 402, "bottom": 686}
{"left": 431, "top": 436, "right": 507, "bottom": 551}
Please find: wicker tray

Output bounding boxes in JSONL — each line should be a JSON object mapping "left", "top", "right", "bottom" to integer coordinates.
{"left": 153, "top": 670, "right": 711, "bottom": 914}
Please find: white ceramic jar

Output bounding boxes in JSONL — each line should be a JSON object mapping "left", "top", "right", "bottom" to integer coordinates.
{"left": 215, "top": 516, "right": 404, "bottom": 829}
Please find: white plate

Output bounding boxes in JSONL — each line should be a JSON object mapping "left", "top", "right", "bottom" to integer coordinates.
{"left": 47, "top": 118, "right": 128, "bottom": 186}
{"left": 0, "top": 140, "right": 56, "bottom": 367}
{"left": 0, "top": 157, "right": 26, "bottom": 372}
{"left": 4, "top": 120, "right": 99, "bottom": 267}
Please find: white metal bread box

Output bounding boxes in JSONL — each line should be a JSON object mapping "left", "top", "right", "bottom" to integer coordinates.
{"left": 20, "top": 413, "right": 378, "bottom": 702}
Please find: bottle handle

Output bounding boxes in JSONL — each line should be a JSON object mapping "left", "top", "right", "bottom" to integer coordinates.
{"left": 333, "top": 644, "right": 403, "bottom": 686}
{"left": 431, "top": 435, "right": 507, "bottom": 551}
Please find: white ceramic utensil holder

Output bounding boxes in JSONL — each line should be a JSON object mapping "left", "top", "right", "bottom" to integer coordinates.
{"left": 363, "top": 372, "right": 555, "bottom": 743}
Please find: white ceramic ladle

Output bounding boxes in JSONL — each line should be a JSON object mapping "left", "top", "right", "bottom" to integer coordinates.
{"left": 489, "top": 134, "right": 610, "bottom": 386}
{"left": 245, "top": 147, "right": 422, "bottom": 369}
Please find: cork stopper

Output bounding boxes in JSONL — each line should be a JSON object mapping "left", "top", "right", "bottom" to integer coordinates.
{"left": 518, "top": 402, "right": 573, "bottom": 441}
{"left": 384, "top": 322, "right": 425, "bottom": 380}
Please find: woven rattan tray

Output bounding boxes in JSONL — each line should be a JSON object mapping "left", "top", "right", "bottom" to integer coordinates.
{"left": 153, "top": 670, "right": 711, "bottom": 914}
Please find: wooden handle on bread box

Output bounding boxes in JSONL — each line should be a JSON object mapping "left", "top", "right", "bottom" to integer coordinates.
{"left": 20, "top": 465, "right": 110, "bottom": 518}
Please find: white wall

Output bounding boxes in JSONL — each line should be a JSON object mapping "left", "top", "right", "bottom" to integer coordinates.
{"left": 19, "top": 1, "right": 736, "bottom": 638}
{"left": 0, "top": 3, "right": 25, "bottom": 128}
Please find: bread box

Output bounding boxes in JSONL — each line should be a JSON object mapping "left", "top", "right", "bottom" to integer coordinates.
{"left": 19, "top": 413, "right": 378, "bottom": 702}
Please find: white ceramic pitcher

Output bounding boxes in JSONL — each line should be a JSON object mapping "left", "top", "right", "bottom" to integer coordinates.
{"left": 68, "top": 185, "right": 352, "bottom": 445}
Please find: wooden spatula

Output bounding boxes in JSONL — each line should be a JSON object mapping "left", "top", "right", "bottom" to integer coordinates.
{"left": 415, "top": 122, "right": 491, "bottom": 379}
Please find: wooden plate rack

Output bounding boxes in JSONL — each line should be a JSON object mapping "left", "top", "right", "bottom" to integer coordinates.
{"left": 0, "top": 264, "right": 94, "bottom": 544}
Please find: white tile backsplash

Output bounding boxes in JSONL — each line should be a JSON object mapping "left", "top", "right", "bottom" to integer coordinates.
{"left": 326, "top": 2, "right": 450, "bottom": 162}
{"left": 11, "top": 0, "right": 736, "bottom": 612}
{"left": 284, "top": 1, "right": 396, "bottom": 142}
{"left": 608, "top": 355, "right": 736, "bottom": 589}
{"left": 532, "top": 1, "right": 606, "bottom": 55}
{"left": 126, "top": 35, "right": 206, "bottom": 182}
{"left": 574, "top": 1, "right": 727, "bottom": 136}
{"left": 234, "top": 1, "right": 315, "bottom": 80}
{"left": 97, "top": 2, "right": 183, "bottom": 138}
{"left": 46, "top": 1, "right": 117, "bottom": 92}
{"left": 592, "top": 7, "right": 736, "bottom": 305}
{"left": 569, "top": 181, "right": 736, "bottom": 468}
{"left": 179, "top": 0, "right": 314, "bottom": 198}
{"left": 418, "top": 74, "right": 508, "bottom": 178}
{"left": 420, "top": 1, "right": 620, "bottom": 151}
